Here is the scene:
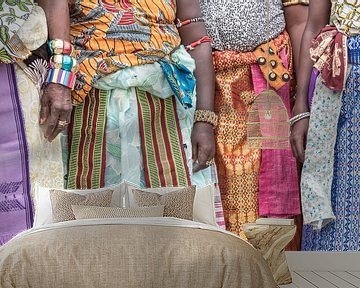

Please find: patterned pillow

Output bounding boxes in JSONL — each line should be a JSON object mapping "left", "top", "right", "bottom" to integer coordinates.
{"left": 132, "top": 186, "right": 196, "bottom": 220}
{"left": 71, "top": 205, "right": 165, "bottom": 220}
{"left": 49, "top": 189, "right": 113, "bottom": 223}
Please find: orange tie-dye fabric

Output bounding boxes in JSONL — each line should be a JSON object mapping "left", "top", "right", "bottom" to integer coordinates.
{"left": 69, "top": 0, "right": 181, "bottom": 104}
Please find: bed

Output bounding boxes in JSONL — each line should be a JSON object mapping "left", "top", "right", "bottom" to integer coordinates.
{"left": 0, "top": 182, "right": 277, "bottom": 287}
{"left": 0, "top": 217, "right": 276, "bottom": 288}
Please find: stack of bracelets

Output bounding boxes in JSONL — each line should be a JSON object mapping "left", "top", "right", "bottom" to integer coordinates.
{"left": 176, "top": 17, "right": 217, "bottom": 127}
{"left": 47, "top": 39, "right": 78, "bottom": 90}
{"left": 176, "top": 17, "right": 212, "bottom": 52}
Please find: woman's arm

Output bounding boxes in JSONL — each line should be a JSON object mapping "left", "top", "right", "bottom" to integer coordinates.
{"left": 290, "top": 0, "right": 331, "bottom": 162}
{"left": 176, "top": 0, "right": 216, "bottom": 172}
{"left": 284, "top": 4, "right": 309, "bottom": 70}
{"left": 37, "top": 0, "right": 72, "bottom": 142}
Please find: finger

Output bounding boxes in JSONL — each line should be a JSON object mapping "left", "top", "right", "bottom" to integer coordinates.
{"left": 290, "top": 135, "right": 301, "bottom": 162}
{"left": 58, "top": 102, "right": 72, "bottom": 126}
{"left": 300, "top": 134, "right": 307, "bottom": 163}
{"left": 192, "top": 152, "right": 201, "bottom": 173}
{"left": 61, "top": 93, "right": 73, "bottom": 124}
{"left": 47, "top": 105, "right": 72, "bottom": 142}
{"left": 192, "top": 140, "right": 198, "bottom": 163}
{"left": 44, "top": 107, "right": 60, "bottom": 142}
{"left": 193, "top": 146, "right": 211, "bottom": 173}
{"left": 47, "top": 123, "right": 64, "bottom": 142}
{"left": 39, "top": 93, "right": 50, "bottom": 125}
{"left": 295, "top": 136, "right": 305, "bottom": 163}
{"left": 208, "top": 143, "right": 216, "bottom": 160}
{"left": 66, "top": 108, "right": 72, "bottom": 123}
{"left": 290, "top": 134, "right": 298, "bottom": 159}
{"left": 46, "top": 89, "right": 72, "bottom": 140}
{"left": 47, "top": 117, "right": 67, "bottom": 143}
{"left": 192, "top": 143, "right": 202, "bottom": 173}
{"left": 193, "top": 163, "right": 205, "bottom": 173}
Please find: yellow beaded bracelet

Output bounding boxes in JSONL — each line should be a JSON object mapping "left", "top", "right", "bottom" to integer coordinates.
{"left": 194, "top": 109, "right": 218, "bottom": 127}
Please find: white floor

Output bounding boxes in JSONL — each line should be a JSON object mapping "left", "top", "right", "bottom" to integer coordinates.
{"left": 280, "top": 252, "right": 360, "bottom": 288}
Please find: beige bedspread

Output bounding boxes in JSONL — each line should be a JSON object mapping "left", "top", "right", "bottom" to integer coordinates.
{"left": 0, "top": 218, "right": 276, "bottom": 288}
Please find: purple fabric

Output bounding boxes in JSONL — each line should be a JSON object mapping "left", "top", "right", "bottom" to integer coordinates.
{"left": 0, "top": 63, "right": 32, "bottom": 245}
{"left": 308, "top": 68, "right": 320, "bottom": 109}
{"left": 251, "top": 49, "right": 301, "bottom": 218}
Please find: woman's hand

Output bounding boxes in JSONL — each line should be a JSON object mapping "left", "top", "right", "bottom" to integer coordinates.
{"left": 37, "top": 0, "right": 72, "bottom": 142}
{"left": 290, "top": 105, "right": 310, "bottom": 163}
{"left": 40, "top": 83, "right": 72, "bottom": 142}
{"left": 191, "top": 122, "right": 215, "bottom": 173}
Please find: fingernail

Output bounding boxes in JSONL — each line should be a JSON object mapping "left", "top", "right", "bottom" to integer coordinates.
{"left": 39, "top": 118, "right": 45, "bottom": 125}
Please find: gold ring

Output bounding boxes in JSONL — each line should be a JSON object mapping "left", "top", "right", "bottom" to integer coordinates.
{"left": 57, "top": 120, "right": 69, "bottom": 129}
{"left": 206, "top": 158, "right": 215, "bottom": 166}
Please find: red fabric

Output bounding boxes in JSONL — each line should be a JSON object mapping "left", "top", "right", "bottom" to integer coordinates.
{"left": 310, "top": 26, "right": 346, "bottom": 91}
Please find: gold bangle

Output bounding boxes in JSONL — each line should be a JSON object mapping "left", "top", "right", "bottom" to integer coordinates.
{"left": 194, "top": 109, "right": 218, "bottom": 127}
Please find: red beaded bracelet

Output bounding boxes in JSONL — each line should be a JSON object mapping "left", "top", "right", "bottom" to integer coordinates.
{"left": 176, "top": 17, "right": 204, "bottom": 28}
{"left": 185, "top": 36, "right": 212, "bottom": 51}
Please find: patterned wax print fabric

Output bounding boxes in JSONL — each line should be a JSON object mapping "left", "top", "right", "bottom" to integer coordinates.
{"left": 331, "top": 0, "right": 360, "bottom": 36}
{"left": 301, "top": 35, "right": 360, "bottom": 251}
{"left": 69, "top": 0, "right": 181, "bottom": 104}
{"left": 199, "top": 0, "right": 308, "bottom": 52}
{"left": 0, "top": 0, "right": 34, "bottom": 63}
{"left": 212, "top": 32, "right": 300, "bottom": 239}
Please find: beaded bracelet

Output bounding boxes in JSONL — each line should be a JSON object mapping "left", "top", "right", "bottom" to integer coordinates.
{"left": 46, "top": 68, "right": 76, "bottom": 90}
{"left": 176, "top": 17, "right": 205, "bottom": 28}
{"left": 48, "top": 39, "right": 74, "bottom": 56}
{"left": 185, "top": 36, "right": 212, "bottom": 51}
{"left": 50, "top": 54, "right": 78, "bottom": 72}
{"left": 289, "top": 112, "right": 310, "bottom": 127}
{"left": 194, "top": 109, "right": 218, "bottom": 127}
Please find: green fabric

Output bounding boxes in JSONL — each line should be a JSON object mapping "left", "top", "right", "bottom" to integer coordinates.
{"left": 0, "top": 0, "right": 34, "bottom": 62}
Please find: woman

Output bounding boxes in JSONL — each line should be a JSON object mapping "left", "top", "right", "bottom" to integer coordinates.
{"left": 0, "top": 2, "right": 63, "bottom": 245}
{"left": 200, "top": 0, "right": 308, "bottom": 239}
{"left": 291, "top": 0, "right": 360, "bottom": 251}
{"left": 37, "top": 0, "right": 224, "bottom": 224}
